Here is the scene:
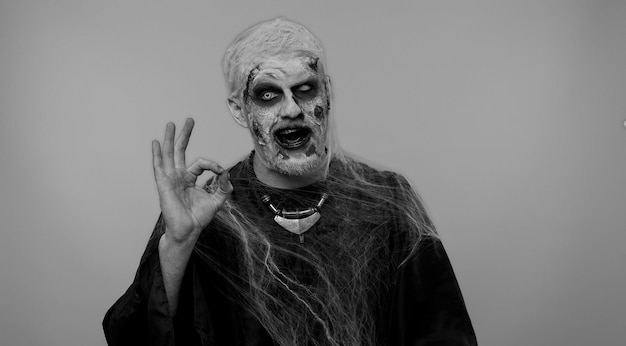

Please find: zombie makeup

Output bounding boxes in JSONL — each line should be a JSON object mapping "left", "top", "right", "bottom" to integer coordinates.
{"left": 242, "top": 54, "right": 330, "bottom": 176}
{"left": 313, "top": 105, "right": 324, "bottom": 121}
{"left": 308, "top": 57, "right": 319, "bottom": 72}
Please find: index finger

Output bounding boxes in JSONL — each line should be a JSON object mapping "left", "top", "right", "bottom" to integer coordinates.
{"left": 152, "top": 139, "right": 166, "bottom": 180}
{"left": 174, "top": 118, "right": 194, "bottom": 169}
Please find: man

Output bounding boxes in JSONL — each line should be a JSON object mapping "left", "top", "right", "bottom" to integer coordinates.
{"left": 104, "top": 18, "right": 476, "bottom": 346}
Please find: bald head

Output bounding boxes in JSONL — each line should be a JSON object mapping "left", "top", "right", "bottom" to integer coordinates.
{"left": 223, "top": 18, "right": 327, "bottom": 103}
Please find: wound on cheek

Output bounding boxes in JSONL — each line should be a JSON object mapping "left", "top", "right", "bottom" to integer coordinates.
{"left": 314, "top": 105, "right": 324, "bottom": 120}
{"left": 279, "top": 150, "right": 290, "bottom": 160}
{"left": 252, "top": 120, "right": 263, "bottom": 139}
{"left": 306, "top": 144, "right": 317, "bottom": 157}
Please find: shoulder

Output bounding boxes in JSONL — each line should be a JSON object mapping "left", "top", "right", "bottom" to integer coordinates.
{"left": 328, "top": 155, "right": 413, "bottom": 193}
{"left": 329, "top": 156, "right": 438, "bottom": 264}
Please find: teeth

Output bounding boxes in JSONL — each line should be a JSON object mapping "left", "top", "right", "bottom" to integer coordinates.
{"left": 278, "top": 129, "right": 299, "bottom": 135}
{"left": 274, "top": 127, "right": 311, "bottom": 149}
{"left": 277, "top": 128, "right": 302, "bottom": 135}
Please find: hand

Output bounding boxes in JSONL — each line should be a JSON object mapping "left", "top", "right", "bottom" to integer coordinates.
{"left": 152, "top": 118, "right": 232, "bottom": 246}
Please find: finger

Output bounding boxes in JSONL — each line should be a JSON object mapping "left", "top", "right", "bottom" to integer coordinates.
{"left": 186, "top": 158, "right": 224, "bottom": 176}
{"left": 174, "top": 118, "right": 194, "bottom": 169}
{"left": 206, "top": 171, "right": 233, "bottom": 204}
{"left": 162, "top": 122, "right": 175, "bottom": 174}
{"left": 217, "top": 171, "right": 233, "bottom": 195}
{"left": 152, "top": 140, "right": 166, "bottom": 180}
{"left": 210, "top": 171, "right": 233, "bottom": 208}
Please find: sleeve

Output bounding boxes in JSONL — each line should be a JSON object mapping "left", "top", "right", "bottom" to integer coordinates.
{"left": 102, "top": 215, "right": 206, "bottom": 346}
{"left": 388, "top": 237, "right": 477, "bottom": 346}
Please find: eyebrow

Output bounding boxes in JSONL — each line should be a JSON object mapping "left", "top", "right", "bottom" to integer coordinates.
{"left": 295, "top": 78, "right": 320, "bottom": 88}
{"left": 255, "top": 71, "right": 281, "bottom": 81}
{"left": 250, "top": 82, "right": 281, "bottom": 94}
{"left": 251, "top": 77, "right": 320, "bottom": 92}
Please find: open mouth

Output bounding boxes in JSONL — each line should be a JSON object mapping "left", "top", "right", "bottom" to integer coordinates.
{"left": 273, "top": 127, "right": 312, "bottom": 149}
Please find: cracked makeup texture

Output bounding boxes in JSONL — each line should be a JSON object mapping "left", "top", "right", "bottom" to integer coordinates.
{"left": 242, "top": 55, "right": 330, "bottom": 176}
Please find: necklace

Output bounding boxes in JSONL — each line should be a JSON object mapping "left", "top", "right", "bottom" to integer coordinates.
{"left": 261, "top": 193, "right": 329, "bottom": 244}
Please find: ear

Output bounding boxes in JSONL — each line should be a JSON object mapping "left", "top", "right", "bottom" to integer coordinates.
{"left": 228, "top": 98, "right": 248, "bottom": 128}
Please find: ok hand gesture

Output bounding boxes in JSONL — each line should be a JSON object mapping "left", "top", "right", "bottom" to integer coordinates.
{"left": 152, "top": 118, "right": 232, "bottom": 247}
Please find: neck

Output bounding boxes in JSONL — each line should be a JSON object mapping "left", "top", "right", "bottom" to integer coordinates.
{"left": 253, "top": 152, "right": 328, "bottom": 189}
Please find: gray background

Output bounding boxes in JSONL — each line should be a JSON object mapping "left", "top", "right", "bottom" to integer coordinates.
{"left": 1, "top": 1, "right": 625, "bottom": 345}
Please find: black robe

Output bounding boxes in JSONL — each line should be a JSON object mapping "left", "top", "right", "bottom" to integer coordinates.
{"left": 103, "top": 156, "right": 476, "bottom": 345}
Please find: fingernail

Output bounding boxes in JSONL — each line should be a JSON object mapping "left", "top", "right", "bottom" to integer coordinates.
{"left": 219, "top": 171, "right": 230, "bottom": 189}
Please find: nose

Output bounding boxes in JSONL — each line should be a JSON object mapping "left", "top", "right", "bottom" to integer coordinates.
{"left": 279, "top": 94, "right": 302, "bottom": 119}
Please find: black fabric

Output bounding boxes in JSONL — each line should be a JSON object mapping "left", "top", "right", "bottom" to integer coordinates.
{"left": 103, "top": 156, "right": 477, "bottom": 345}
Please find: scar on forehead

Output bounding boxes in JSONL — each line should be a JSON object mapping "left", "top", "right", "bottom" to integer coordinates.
{"left": 244, "top": 65, "right": 260, "bottom": 99}
{"left": 308, "top": 57, "right": 319, "bottom": 72}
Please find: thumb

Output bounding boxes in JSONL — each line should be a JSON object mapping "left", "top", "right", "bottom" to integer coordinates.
{"left": 214, "top": 171, "right": 233, "bottom": 202}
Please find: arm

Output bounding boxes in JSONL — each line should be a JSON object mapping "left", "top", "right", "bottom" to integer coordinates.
{"left": 151, "top": 118, "right": 232, "bottom": 315}
{"left": 103, "top": 118, "right": 232, "bottom": 345}
{"left": 158, "top": 231, "right": 195, "bottom": 316}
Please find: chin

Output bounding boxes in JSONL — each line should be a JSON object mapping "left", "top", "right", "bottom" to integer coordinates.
{"left": 263, "top": 145, "right": 328, "bottom": 177}
{"left": 276, "top": 155, "right": 324, "bottom": 176}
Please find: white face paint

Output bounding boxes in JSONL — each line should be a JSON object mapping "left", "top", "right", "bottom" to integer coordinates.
{"left": 243, "top": 53, "right": 330, "bottom": 176}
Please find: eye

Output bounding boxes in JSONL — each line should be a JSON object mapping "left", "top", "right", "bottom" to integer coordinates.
{"left": 293, "top": 84, "right": 317, "bottom": 100}
{"left": 259, "top": 90, "right": 279, "bottom": 101}
{"left": 297, "top": 84, "right": 312, "bottom": 92}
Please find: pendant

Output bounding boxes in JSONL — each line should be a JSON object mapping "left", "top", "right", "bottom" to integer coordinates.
{"left": 261, "top": 193, "right": 328, "bottom": 244}
{"left": 274, "top": 212, "right": 321, "bottom": 243}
